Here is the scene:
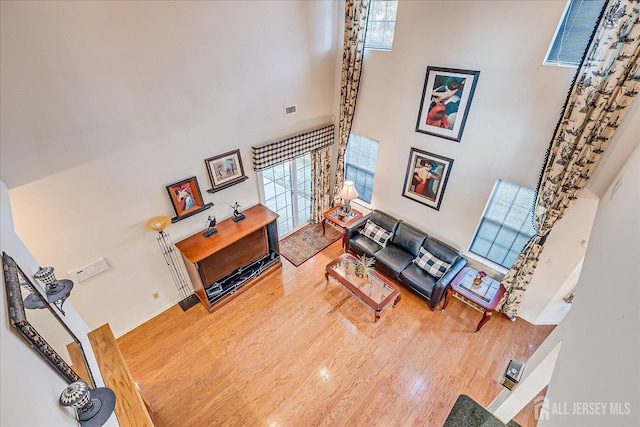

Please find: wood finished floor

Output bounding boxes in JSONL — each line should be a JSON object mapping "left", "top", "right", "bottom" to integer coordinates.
{"left": 117, "top": 241, "right": 553, "bottom": 426}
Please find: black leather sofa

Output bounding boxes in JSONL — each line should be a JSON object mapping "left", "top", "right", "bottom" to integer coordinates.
{"left": 345, "top": 209, "right": 468, "bottom": 310}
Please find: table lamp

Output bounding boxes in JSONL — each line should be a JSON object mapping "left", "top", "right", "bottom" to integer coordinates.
{"left": 338, "top": 180, "right": 359, "bottom": 214}
{"left": 33, "top": 266, "right": 74, "bottom": 315}
{"left": 59, "top": 380, "right": 115, "bottom": 426}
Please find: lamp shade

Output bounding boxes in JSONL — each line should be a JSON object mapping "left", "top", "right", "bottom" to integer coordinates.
{"left": 145, "top": 216, "right": 171, "bottom": 232}
{"left": 338, "top": 181, "right": 359, "bottom": 201}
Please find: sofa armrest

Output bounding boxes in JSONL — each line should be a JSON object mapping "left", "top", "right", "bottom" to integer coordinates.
{"left": 431, "top": 256, "right": 468, "bottom": 309}
{"left": 344, "top": 213, "right": 371, "bottom": 250}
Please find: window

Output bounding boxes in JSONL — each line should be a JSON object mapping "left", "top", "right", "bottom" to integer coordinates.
{"left": 365, "top": 0, "right": 398, "bottom": 50}
{"left": 260, "top": 154, "right": 311, "bottom": 237}
{"left": 469, "top": 180, "right": 537, "bottom": 269}
{"left": 544, "top": 0, "right": 606, "bottom": 67}
{"left": 345, "top": 134, "right": 379, "bottom": 204}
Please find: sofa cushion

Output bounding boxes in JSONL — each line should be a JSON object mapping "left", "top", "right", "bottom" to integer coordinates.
{"left": 349, "top": 234, "right": 383, "bottom": 258}
{"left": 369, "top": 210, "right": 401, "bottom": 234}
{"left": 391, "top": 223, "right": 427, "bottom": 256}
{"left": 423, "top": 237, "right": 461, "bottom": 265}
{"left": 399, "top": 264, "right": 437, "bottom": 299}
{"left": 413, "top": 247, "right": 451, "bottom": 278}
{"left": 375, "top": 245, "right": 415, "bottom": 279}
{"left": 360, "top": 220, "right": 393, "bottom": 248}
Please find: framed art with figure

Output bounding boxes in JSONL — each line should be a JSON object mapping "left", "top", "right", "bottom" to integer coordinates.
{"left": 205, "top": 149, "right": 248, "bottom": 193}
{"left": 402, "top": 148, "right": 454, "bottom": 211}
{"left": 415, "top": 66, "right": 480, "bottom": 142}
{"left": 166, "top": 176, "right": 211, "bottom": 222}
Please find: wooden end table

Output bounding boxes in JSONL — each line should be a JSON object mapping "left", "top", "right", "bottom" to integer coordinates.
{"left": 442, "top": 266, "right": 505, "bottom": 332}
{"left": 322, "top": 205, "right": 363, "bottom": 249}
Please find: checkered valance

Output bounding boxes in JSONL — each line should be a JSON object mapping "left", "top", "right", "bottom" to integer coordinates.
{"left": 252, "top": 123, "right": 335, "bottom": 171}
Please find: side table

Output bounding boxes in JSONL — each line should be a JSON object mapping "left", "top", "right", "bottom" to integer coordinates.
{"left": 442, "top": 266, "right": 505, "bottom": 332}
{"left": 322, "top": 205, "right": 363, "bottom": 249}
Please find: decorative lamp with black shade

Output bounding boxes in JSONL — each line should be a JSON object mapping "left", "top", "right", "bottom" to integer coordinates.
{"left": 33, "top": 266, "right": 73, "bottom": 315}
{"left": 338, "top": 180, "right": 359, "bottom": 214}
{"left": 59, "top": 380, "right": 115, "bottom": 427}
{"left": 144, "top": 215, "right": 198, "bottom": 311}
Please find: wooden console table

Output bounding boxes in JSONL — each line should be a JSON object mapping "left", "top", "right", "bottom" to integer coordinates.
{"left": 88, "top": 323, "right": 154, "bottom": 427}
{"left": 175, "top": 204, "right": 281, "bottom": 312}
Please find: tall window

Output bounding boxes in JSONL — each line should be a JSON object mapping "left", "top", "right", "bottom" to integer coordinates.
{"left": 544, "top": 0, "right": 606, "bottom": 67}
{"left": 469, "top": 180, "right": 537, "bottom": 269}
{"left": 345, "top": 134, "right": 379, "bottom": 204}
{"left": 365, "top": 0, "right": 398, "bottom": 50}
{"left": 260, "top": 154, "right": 311, "bottom": 237}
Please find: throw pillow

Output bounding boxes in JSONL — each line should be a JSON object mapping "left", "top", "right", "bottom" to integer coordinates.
{"left": 359, "top": 219, "right": 393, "bottom": 248}
{"left": 413, "top": 247, "right": 451, "bottom": 278}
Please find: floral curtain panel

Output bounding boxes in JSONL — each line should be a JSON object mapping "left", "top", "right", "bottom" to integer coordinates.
{"left": 311, "top": 146, "right": 332, "bottom": 223}
{"left": 499, "top": 0, "right": 640, "bottom": 319}
{"left": 333, "top": 0, "right": 370, "bottom": 204}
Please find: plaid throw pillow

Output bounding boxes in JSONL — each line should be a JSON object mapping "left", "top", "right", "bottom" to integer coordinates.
{"left": 359, "top": 220, "right": 393, "bottom": 248}
{"left": 413, "top": 247, "right": 451, "bottom": 278}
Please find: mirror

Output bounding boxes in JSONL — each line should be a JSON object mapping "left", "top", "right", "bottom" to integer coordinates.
{"left": 2, "top": 252, "right": 95, "bottom": 387}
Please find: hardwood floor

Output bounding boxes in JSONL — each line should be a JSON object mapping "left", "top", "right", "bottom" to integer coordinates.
{"left": 117, "top": 241, "right": 553, "bottom": 426}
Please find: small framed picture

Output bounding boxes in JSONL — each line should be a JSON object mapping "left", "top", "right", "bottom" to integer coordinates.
{"left": 402, "top": 148, "right": 454, "bottom": 211}
{"left": 415, "top": 66, "right": 480, "bottom": 142}
{"left": 205, "top": 149, "right": 248, "bottom": 192}
{"left": 166, "top": 176, "right": 207, "bottom": 220}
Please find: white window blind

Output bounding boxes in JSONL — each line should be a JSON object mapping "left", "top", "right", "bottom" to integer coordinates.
{"left": 469, "top": 180, "right": 537, "bottom": 269}
{"left": 545, "top": 0, "right": 607, "bottom": 67}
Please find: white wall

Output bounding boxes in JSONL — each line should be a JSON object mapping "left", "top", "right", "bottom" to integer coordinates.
{"left": 1, "top": 180, "right": 117, "bottom": 426}
{"left": 518, "top": 189, "right": 600, "bottom": 324}
{"left": 1, "top": 1, "right": 339, "bottom": 336}
{"left": 487, "top": 142, "right": 639, "bottom": 425}
{"left": 350, "top": 0, "right": 638, "bottom": 323}
{"left": 538, "top": 143, "right": 640, "bottom": 426}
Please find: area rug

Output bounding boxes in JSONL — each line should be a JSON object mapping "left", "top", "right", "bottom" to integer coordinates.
{"left": 279, "top": 223, "right": 341, "bottom": 267}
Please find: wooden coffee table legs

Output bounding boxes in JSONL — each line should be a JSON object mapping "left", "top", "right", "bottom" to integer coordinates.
{"left": 374, "top": 294, "right": 401, "bottom": 322}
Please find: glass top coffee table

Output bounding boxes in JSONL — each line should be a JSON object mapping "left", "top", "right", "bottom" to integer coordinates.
{"left": 325, "top": 253, "right": 401, "bottom": 322}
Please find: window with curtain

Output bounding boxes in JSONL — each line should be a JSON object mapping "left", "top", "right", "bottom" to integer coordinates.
{"left": 469, "top": 180, "right": 537, "bottom": 269}
{"left": 365, "top": 0, "right": 398, "bottom": 50}
{"left": 544, "top": 0, "right": 607, "bottom": 67}
{"left": 345, "top": 134, "right": 379, "bottom": 204}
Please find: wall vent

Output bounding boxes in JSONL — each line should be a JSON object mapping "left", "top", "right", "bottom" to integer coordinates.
{"left": 68, "top": 257, "right": 109, "bottom": 282}
{"left": 284, "top": 105, "right": 297, "bottom": 116}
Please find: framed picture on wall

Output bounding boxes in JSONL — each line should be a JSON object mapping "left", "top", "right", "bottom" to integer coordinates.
{"left": 402, "top": 148, "right": 454, "bottom": 211}
{"left": 205, "top": 149, "right": 249, "bottom": 193}
{"left": 415, "top": 66, "right": 480, "bottom": 142}
{"left": 166, "top": 176, "right": 212, "bottom": 222}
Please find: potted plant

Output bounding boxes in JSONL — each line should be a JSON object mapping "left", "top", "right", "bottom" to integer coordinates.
{"left": 353, "top": 255, "right": 375, "bottom": 278}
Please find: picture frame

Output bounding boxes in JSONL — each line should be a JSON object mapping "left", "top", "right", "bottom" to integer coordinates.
{"left": 166, "top": 176, "right": 212, "bottom": 222}
{"left": 415, "top": 66, "right": 480, "bottom": 142}
{"left": 2, "top": 252, "right": 83, "bottom": 385}
{"left": 402, "top": 148, "right": 454, "bottom": 211}
{"left": 205, "top": 149, "right": 248, "bottom": 193}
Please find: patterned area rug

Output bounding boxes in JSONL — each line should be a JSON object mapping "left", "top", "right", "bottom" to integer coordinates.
{"left": 279, "top": 223, "right": 342, "bottom": 267}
